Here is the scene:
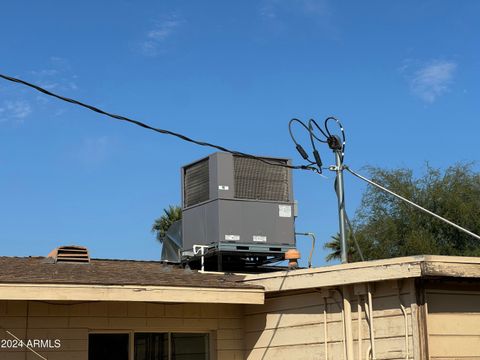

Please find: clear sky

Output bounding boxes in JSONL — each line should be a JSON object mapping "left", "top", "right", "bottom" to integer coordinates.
{"left": 1, "top": 1, "right": 479, "bottom": 267}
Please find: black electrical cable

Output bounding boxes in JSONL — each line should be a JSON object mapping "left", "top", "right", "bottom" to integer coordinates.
{"left": 324, "top": 116, "right": 346, "bottom": 160}
{"left": 288, "top": 115, "right": 364, "bottom": 260}
{"left": 289, "top": 116, "right": 364, "bottom": 260}
{"left": 308, "top": 118, "right": 331, "bottom": 172}
{"left": 308, "top": 118, "right": 329, "bottom": 142}
{"left": 288, "top": 118, "right": 317, "bottom": 164}
{"left": 0, "top": 73, "right": 318, "bottom": 173}
{"left": 289, "top": 118, "right": 326, "bottom": 144}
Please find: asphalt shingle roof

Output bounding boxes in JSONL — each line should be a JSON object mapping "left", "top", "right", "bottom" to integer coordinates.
{"left": 0, "top": 256, "right": 261, "bottom": 289}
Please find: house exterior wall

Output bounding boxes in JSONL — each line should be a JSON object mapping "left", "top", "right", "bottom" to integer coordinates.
{"left": 2, "top": 275, "right": 480, "bottom": 360}
{"left": 0, "top": 300, "right": 244, "bottom": 360}
{"left": 426, "top": 283, "right": 480, "bottom": 359}
{"left": 243, "top": 279, "right": 416, "bottom": 360}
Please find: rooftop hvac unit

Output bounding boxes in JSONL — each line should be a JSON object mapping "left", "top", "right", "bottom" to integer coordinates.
{"left": 181, "top": 152, "right": 296, "bottom": 266}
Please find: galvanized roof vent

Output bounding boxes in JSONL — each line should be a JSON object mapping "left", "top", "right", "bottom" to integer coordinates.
{"left": 47, "top": 245, "right": 90, "bottom": 264}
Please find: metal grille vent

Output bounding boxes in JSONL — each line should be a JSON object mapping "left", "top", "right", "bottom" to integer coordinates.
{"left": 233, "top": 156, "right": 289, "bottom": 202}
{"left": 48, "top": 245, "right": 90, "bottom": 263}
{"left": 184, "top": 158, "right": 210, "bottom": 207}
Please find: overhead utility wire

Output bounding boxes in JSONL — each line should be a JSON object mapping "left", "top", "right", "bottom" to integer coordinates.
{"left": 324, "top": 116, "right": 346, "bottom": 161}
{"left": 288, "top": 117, "right": 333, "bottom": 174}
{"left": 0, "top": 73, "right": 318, "bottom": 173}
{"left": 288, "top": 118, "right": 321, "bottom": 165}
{"left": 308, "top": 119, "right": 327, "bottom": 173}
{"left": 291, "top": 115, "right": 480, "bottom": 259}
{"left": 292, "top": 115, "right": 480, "bottom": 259}
{"left": 345, "top": 213, "right": 365, "bottom": 261}
{"left": 345, "top": 166, "right": 480, "bottom": 241}
{"left": 292, "top": 115, "right": 365, "bottom": 261}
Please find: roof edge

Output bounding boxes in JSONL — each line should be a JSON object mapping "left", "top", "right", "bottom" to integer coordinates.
{"left": 0, "top": 282, "right": 265, "bottom": 305}
{"left": 421, "top": 255, "right": 480, "bottom": 278}
{"left": 240, "top": 255, "right": 480, "bottom": 292}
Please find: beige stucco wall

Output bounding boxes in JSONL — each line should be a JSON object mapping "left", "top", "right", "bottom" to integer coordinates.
{"left": 244, "top": 279, "right": 416, "bottom": 360}
{"left": 0, "top": 300, "right": 244, "bottom": 360}
{"left": 427, "top": 287, "right": 480, "bottom": 359}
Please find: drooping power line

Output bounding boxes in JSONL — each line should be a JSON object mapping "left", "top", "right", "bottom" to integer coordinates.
{"left": 0, "top": 73, "right": 318, "bottom": 173}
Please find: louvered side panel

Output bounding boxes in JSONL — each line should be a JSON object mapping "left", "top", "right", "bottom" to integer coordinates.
{"left": 184, "top": 158, "right": 210, "bottom": 208}
{"left": 233, "top": 157, "right": 289, "bottom": 202}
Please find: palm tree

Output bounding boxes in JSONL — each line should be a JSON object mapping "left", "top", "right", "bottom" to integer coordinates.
{"left": 324, "top": 234, "right": 342, "bottom": 262}
{"left": 152, "top": 205, "right": 182, "bottom": 242}
{"left": 324, "top": 233, "right": 358, "bottom": 262}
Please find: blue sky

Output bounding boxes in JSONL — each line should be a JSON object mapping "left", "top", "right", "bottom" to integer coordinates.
{"left": 1, "top": 0, "right": 479, "bottom": 267}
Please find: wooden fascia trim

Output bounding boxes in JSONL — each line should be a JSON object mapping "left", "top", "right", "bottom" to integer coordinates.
{"left": 0, "top": 283, "right": 265, "bottom": 305}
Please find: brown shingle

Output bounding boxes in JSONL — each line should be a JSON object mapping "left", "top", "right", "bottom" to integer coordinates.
{"left": 0, "top": 257, "right": 261, "bottom": 289}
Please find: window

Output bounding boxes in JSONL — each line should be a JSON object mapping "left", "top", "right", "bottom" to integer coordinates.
{"left": 134, "top": 333, "right": 209, "bottom": 360}
{"left": 89, "top": 333, "right": 129, "bottom": 360}
{"left": 134, "top": 333, "right": 168, "bottom": 360}
{"left": 170, "top": 333, "right": 209, "bottom": 360}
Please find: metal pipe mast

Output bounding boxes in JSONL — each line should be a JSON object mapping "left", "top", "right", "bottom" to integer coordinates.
{"left": 334, "top": 150, "right": 348, "bottom": 264}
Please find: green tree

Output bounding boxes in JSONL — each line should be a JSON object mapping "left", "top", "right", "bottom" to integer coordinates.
{"left": 327, "top": 163, "right": 480, "bottom": 262}
{"left": 152, "top": 205, "right": 182, "bottom": 242}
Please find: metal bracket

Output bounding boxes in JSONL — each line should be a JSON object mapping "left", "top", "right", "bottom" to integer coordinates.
{"left": 328, "top": 165, "right": 346, "bottom": 172}
{"left": 193, "top": 245, "right": 209, "bottom": 272}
